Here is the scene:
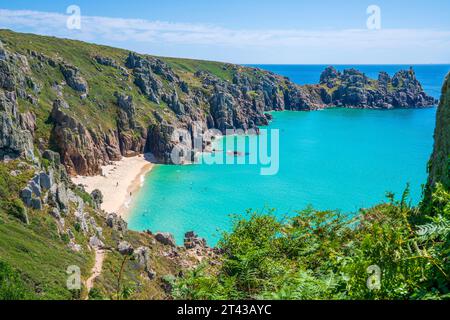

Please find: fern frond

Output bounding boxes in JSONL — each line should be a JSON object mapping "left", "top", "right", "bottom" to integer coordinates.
{"left": 414, "top": 218, "right": 450, "bottom": 241}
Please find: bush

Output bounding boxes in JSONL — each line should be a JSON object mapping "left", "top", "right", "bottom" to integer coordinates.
{"left": 174, "top": 188, "right": 450, "bottom": 300}
{"left": 4, "top": 199, "right": 29, "bottom": 224}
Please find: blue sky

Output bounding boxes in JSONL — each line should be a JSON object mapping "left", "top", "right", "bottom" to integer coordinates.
{"left": 1, "top": 0, "right": 450, "bottom": 64}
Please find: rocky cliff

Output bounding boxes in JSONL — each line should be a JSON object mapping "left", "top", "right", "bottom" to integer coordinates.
{"left": 318, "top": 66, "right": 437, "bottom": 109}
{"left": 427, "top": 73, "right": 450, "bottom": 192}
{"left": 0, "top": 30, "right": 437, "bottom": 176}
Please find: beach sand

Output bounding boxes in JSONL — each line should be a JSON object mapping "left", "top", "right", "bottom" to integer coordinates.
{"left": 72, "top": 153, "right": 155, "bottom": 218}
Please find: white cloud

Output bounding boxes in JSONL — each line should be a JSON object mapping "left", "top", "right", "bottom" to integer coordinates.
{"left": 1, "top": 8, "right": 449, "bottom": 64}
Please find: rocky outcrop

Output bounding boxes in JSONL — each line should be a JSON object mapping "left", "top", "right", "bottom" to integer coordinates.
{"left": 184, "top": 231, "right": 207, "bottom": 249}
{"left": 89, "top": 235, "right": 104, "bottom": 249}
{"left": 126, "top": 53, "right": 164, "bottom": 104}
{"left": 115, "top": 92, "right": 146, "bottom": 157}
{"left": 0, "top": 91, "right": 34, "bottom": 159}
{"left": 155, "top": 232, "right": 176, "bottom": 247}
{"left": 60, "top": 64, "right": 89, "bottom": 93}
{"left": 50, "top": 99, "right": 122, "bottom": 175}
{"left": 134, "top": 246, "right": 156, "bottom": 279}
{"left": 90, "top": 189, "right": 103, "bottom": 210}
{"left": 118, "top": 241, "right": 134, "bottom": 255}
{"left": 94, "top": 56, "right": 118, "bottom": 68}
{"left": 106, "top": 212, "right": 128, "bottom": 234}
{"left": 318, "top": 66, "right": 437, "bottom": 109}
{"left": 0, "top": 42, "right": 35, "bottom": 160}
{"left": 95, "top": 55, "right": 129, "bottom": 77}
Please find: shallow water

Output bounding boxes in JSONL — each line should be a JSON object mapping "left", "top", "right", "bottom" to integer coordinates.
{"left": 129, "top": 65, "right": 450, "bottom": 245}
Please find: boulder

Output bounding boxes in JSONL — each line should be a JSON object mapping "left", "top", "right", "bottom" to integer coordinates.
{"left": 29, "top": 180, "right": 41, "bottom": 198}
{"left": 56, "top": 183, "right": 69, "bottom": 210}
{"left": 90, "top": 189, "right": 103, "bottom": 210}
{"left": 39, "top": 171, "right": 53, "bottom": 190}
{"left": 60, "top": 64, "right": 89, "bottom": 93}
{"left": 20, "top": 187, "right": 33, "bottom": 206}
{"left": 30, "top": 198, "right": 42, "bottom": 210}
{"left": 155, "top": 232, "right": 176, "bottom": 247}
{"left": 95, "top": 227, "right": 103, "bottom": 238}
{"left": 68, "top": 241, "right": 82, "bottom": 252}
{"left": 118, "top": 241, "right": 134, "bottom": 255}
{"left": 184, "top": 231, "right": 207, "bottom": 249}
{"left": 43, "top": 149, "right": 61, "bottom": 166}
{"left": 134, "top": 246, "right": 156, "bottom": 279}
{"left": 106, "top": 213, "right": 128, "bottom": 233}
{"left": 94, "top": 56, "right": 118, "bottom": 68}
{"left": 89, "top": 236, "right": 104, "bottom": 249}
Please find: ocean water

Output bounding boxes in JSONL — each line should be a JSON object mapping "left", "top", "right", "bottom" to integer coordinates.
{"left": 129, "top": 65, "right": 450, "bottom": 245}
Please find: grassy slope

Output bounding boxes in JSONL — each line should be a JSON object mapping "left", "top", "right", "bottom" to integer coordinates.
{"left": 0, "top": 160, "right": 192, "bottom": 299}
{"left": 0, "top": 161, "right": 93, "bottom": 299}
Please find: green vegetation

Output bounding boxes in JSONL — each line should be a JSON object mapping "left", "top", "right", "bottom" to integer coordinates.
{"left": 0, "top": 261, "right": 33, "bottom": 300}
{"left": 174, "top": 185, "right": 450, "bottom": 300}
{"left": 0, "top": 162, "right": 32, "bottom": 225}
{"left": 162, "top": 56, "right": 235, "bottom": 82}
{"left": 0, "top": 161, "right": 93, "bottom": 299}
{"left": 0, "top": 161, "right": 189, "bottom": 300}
{"left": 93, "top": 228, "right": 188, "bottom": 300}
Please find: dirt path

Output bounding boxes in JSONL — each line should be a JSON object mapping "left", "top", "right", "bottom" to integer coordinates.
{"left": 85, "top": 249, "right": 106, "bottom": 296}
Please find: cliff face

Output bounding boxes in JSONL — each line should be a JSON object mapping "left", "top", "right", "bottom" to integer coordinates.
{"left": 0, "top": 41, "right": 35, "bottom": 160}
{"left": 0, "top": 30, "right": 437, "bottom": 176}
{"left": 427, "top": 73, "right": 450, "bottom": 191}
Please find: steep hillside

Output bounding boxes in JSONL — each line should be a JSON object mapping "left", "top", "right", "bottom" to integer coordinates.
{"left": 0, "top": 155, "right": 216, "bottom": 299}
{"left": 428, "top": 73, "right": 450, "bottom": 190}
{"left": 0, "top": 30, "right": 436, "bottom": 176}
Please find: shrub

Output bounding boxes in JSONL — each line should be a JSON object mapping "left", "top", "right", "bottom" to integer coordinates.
{"left": 4, "top": 199, "right": 29, "bottom": 224}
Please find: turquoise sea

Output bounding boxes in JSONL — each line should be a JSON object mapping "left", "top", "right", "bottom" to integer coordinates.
{"left": 129, "top": 65, "right": 450, "bottom": 245}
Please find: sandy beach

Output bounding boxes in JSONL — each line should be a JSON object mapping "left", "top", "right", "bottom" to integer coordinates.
{"left": 72, "top": 154, "right": 155, "bottom": 218}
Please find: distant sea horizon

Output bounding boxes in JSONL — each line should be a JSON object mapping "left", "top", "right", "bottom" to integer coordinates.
{"left": 128, "top": 64, "right": 450, "bottom": 245}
